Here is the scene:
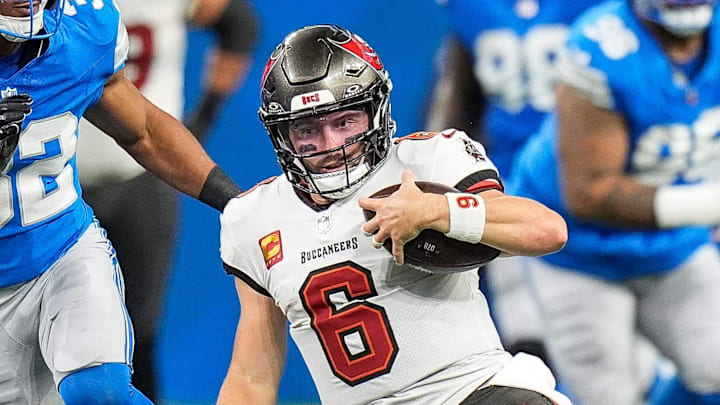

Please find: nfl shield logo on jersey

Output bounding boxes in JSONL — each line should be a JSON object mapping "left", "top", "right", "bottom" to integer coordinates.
{"left": 1, "top": 87, "right": 18, "bottom": 100}
{"left": 316, "top": 214, "right": 332, "bottom": 234}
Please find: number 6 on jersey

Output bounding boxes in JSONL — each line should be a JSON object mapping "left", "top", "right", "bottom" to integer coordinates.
{"left": 300, "top": 261, "right": 398, "bottom": 386}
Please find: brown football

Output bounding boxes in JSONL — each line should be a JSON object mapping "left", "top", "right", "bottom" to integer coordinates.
{"left": 362, "top": 181, "right": 501, "bottom": 273}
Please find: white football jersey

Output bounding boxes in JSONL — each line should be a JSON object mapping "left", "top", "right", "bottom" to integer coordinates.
{"left": 76, "top": 0, "right": 189, "bottom": 185}
{"left": 221, "top": 130, "right": 512, "bottom": 405}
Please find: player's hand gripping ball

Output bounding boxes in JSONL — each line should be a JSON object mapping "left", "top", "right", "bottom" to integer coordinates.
{"left": 362, "top": 181, "right": 500, "bottom": 273}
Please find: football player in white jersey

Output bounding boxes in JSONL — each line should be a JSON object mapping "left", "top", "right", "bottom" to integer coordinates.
{"left": 216, "top": 25, "right": 571, "bottom": 405}
{"left": 74, "top": 0, "right": 257, "bottom": 399}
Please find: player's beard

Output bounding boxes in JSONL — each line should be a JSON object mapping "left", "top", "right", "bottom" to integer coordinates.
{"left": 308, "top": 156, "right": 371, "bottom": 200}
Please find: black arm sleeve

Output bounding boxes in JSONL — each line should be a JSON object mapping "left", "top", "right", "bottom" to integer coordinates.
{"left": 199, "top": 165, "right": 243, "bottom": 211}
{"left": 209, "top": 0, "right": 259, "bottom": 55}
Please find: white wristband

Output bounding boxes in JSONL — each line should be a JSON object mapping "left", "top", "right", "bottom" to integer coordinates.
{"left": 654, "top": 182, "right": 720, "bottom": 228}
{"left": 444, "top": 192, "right": 486, "bottom": 244}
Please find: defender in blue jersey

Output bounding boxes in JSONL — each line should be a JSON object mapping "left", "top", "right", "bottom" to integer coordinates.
{"left": 511, "top": 0, "right": 720, "bottom": 404}
{"left": 426, "top": 0, "right": 598, "bottom": 369}
{"left": 429, "top": 0, "right": 596, "bottom": 175}
{"left": 0, "top": 1, "right": 241, "bottom": 404}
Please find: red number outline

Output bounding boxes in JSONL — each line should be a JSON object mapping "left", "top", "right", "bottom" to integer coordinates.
{"left": 457, "top": 195, "right": 479, "bottom": 208}
{"left": 299, "top": 261, "right": 398, "bottom": 386}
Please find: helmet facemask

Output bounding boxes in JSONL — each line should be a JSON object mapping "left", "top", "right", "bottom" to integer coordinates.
{"left": 634, "top": 0, "right": 717, "bottom": 36}
{"left": 263, "top": 82, "right": 394, "bottom": 199}
{"left": 0, "top": 0, "right": 64, "bottom": 42}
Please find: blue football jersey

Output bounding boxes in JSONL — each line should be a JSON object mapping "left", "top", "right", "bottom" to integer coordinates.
{"left": 510, "top": 0, "right": 720, "bottom": 280}
{"left": 443, "top": 0, "right": 596, "bottom": 176}
{"left": 0, "top": 1, "right": 129, "bottom": 286}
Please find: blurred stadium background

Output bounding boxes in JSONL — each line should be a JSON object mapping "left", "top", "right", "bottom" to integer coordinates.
{"left": 157, "top": 1, "right": 449, "bottom": 403}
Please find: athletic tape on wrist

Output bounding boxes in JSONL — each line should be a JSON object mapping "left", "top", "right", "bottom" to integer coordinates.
{"left": 444, "top": 192, "right": 486, "bottom": 244}
{"left": 654, "top": 182, "right": 720, "bottom": 228}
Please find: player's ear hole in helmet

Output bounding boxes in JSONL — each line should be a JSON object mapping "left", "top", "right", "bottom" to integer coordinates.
{"left": 258, "top": 24, "right": 396, "bottom": 200}
{"left": 633, "top": 0, "right": 718, "bottom": 36}
{"left": 0, "top": 0, "right": 65, "bottom": 42}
